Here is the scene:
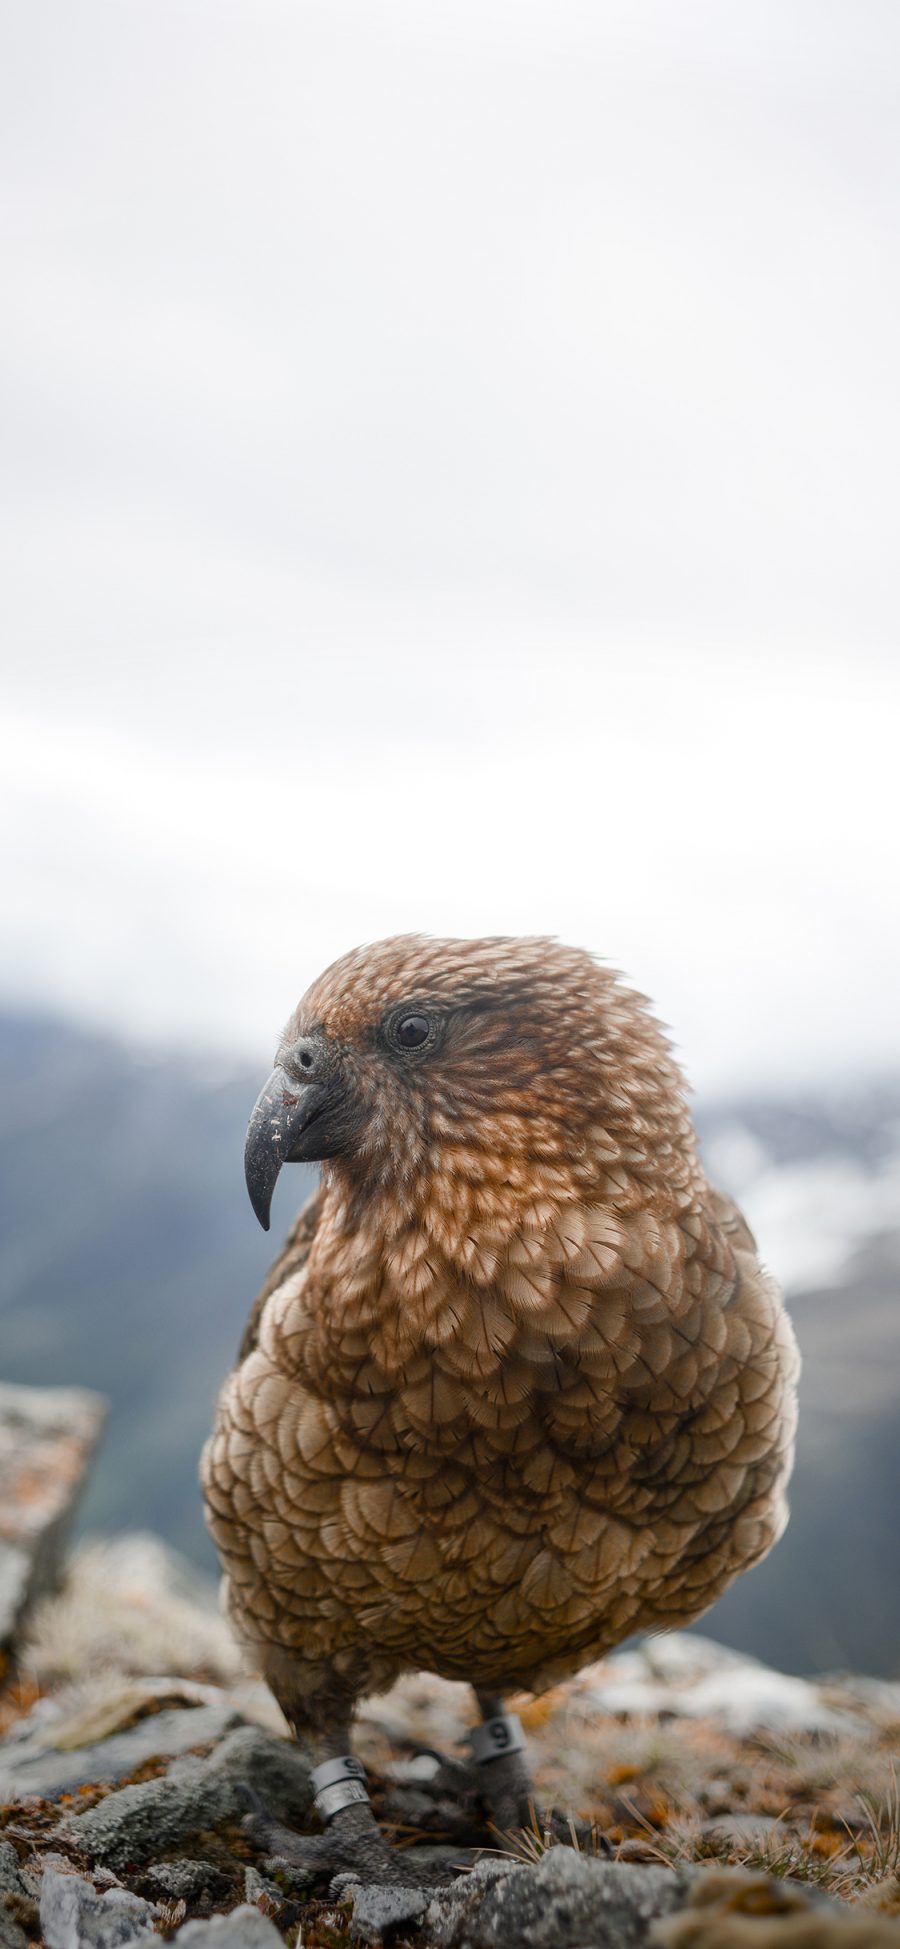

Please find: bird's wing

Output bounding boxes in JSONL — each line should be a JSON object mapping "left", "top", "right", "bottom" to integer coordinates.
{"left": 237, "top": 1183, "right": 323, "bottom": 1361}
{"left": 706, "top": 1182, "right": 760, "bottom": 1258}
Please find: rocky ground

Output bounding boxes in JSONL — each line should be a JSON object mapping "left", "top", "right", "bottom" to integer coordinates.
{"left": 2, "top": 1384, "right": 900, "bottom": 1947}
{"left": 2, "top": 1535, "right": 900, "bottom": 1948}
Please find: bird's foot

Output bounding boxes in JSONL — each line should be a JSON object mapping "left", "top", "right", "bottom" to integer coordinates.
{"left": 239, "top": 1786, "right": 447, "bottom": 1891}
{"left": 384, "top": 1743, "right": 611, "bottom": 1858}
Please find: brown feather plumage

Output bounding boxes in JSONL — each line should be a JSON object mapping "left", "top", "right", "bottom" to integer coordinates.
{"left": 202, "top": 936, "right": 799, "bottom": 1735}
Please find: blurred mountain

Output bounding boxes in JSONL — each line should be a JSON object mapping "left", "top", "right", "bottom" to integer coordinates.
{"left": 0, "top": 1010, "right": 314, "bottom": 1561}
{"left": 697, "top": 1088, "right": 900, "bottom": 1677}
{"left": 0, "top": 1009, "right": 897, "bottom": 1676}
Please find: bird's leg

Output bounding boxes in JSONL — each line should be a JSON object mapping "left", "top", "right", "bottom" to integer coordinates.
{"left": 467, "top": 1691, "right": 610, "bottom": 1853}
{"left": 240, "top": 1716, "right": 412, "bottom": 1888}
{"left": 469, "top": 1690, "right": 540, "bottom": 1835}
{"left": 388, "top": 1694, "right": 534, "bottom": 1825}
{"left": 386, "top": 1696, "right": 539, "bottom": 1832}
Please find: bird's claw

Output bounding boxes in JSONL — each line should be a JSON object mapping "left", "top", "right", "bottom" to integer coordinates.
{"left": 235, "top": 1772, "right": 608, "bottom": 1886}
{"left": 328, "top": 1870, "right": 363, "bottom": 1897}
{"left": 382, "top": 1751, "right": 610, "bottom": 1856}
{"left": 234, "top": 1784, "right": 329, "bottom": 1884}
{"left": 238, "top": 1784, "right": 437, "bottom": 1889}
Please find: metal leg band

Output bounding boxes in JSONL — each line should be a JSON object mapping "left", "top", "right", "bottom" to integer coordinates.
{"left": 311, "top": 1754, "right": 369, "bottom": 1822}
{"left": 471, "top": 1712, "right": 527, "bottom": 1764}
{"left": 314, "top": 1779, "right": 370, "bottom": 1821}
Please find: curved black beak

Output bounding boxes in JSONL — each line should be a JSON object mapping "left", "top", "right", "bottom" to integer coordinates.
{"left": 244, "top": 1066, "right": 330, "bottom": 1230}
{"left": 245, "top": 1030, "right": 362, "bottom": 1230}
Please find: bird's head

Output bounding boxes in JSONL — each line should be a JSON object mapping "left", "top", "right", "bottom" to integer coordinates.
{"left": 244, "top": 934, "right": 691, "bottom": 1246}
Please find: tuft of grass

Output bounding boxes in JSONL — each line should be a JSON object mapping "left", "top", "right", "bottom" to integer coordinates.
{"left": 484, "top": 1802, "right": 608, "bottom": 1866}
{"left": 709, "top": 1825, "right": 860, "bottom": 1896}
{"left": 617, "top": 1768, "right": 900, "bottom": 1908}
{"left": 153, "top": 1898, "right": 188, "bottom": 1936}
{"left": 855, "top": 1764, "right": 900, "bottom": 1890}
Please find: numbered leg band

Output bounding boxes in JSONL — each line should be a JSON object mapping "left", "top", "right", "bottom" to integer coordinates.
{"left": 471, "top": 1713, "right": 527, "bottom": 1765}
{"left": 311, "top": 1755, "right": 370, "bottom": 1822}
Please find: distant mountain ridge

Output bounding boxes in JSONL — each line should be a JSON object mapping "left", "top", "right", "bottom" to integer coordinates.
{"left": 0, "top": 1009, "right": 316, "bottom": 1558}
{"left": 697, "top": 1090, "right": 900, "bottom": 1676}
{"left": 1, "top": 1009, "right": 897, "bottom": 1676}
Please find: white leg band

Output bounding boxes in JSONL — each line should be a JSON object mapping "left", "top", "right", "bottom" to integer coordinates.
{"left": 311, "top": 1754, "right": 370, "bottom": 1822}
{"left": 314, "top": 1779, "right": 370, "bottom": 1821}
{"left": 471, "top": 1713, "right": 527, "bottom": 1764}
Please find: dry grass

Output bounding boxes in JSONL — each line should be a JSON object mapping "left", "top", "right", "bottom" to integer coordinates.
{"left": 5, "top": 1603, "right": 900, "bottom": 1931}
{"left": 486, "top": 1757, "right": 900, "bottom": 1912}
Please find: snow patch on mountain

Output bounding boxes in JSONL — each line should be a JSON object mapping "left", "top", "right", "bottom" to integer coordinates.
{"left": 702, "top": 1109, "right": 900, "bottom": 1294}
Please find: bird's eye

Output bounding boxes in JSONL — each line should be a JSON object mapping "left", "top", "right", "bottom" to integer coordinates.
{"left": 393, "top": 1013, "right": 432, "bottom": 1050}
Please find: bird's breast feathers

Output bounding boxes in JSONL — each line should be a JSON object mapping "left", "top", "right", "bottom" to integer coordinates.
{"left": 203, "top": 1176, "right": 799, "bottom": 1688}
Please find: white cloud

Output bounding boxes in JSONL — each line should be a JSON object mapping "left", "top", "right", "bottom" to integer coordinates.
{"left": 1, "top": 1, "right": 897, "bottom": 1091}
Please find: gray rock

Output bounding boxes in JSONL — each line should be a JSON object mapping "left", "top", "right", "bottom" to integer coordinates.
{"left": 424, "top": 1860, "right": 520, "bottom": 1947}
{"left": 0, "top": 1845, "right": 24, "bottom": 1897}
{"left": 61, "top": 1764, "right": 212, "bottom": 1872}
{"left": 698, "top": 1812, "right": 781, "bottom": 1847}
{"left": 17, "top": 1851, "right": 72, "bottom": 1899}
{"left": 0, "top": 1848, "right": 29, "bottom": 1949}
{"left": 425, "top": 1853, "right": 847, "bottom": 1949}
{"left": 258, "top": 1856, "right": 313, "bottom": 1893}
{"left": 66, "top": 1725, "right": 312, "bottom": 1869}
{"left": 171, "top": 1908, "right": 283, "bottom": 1948}
{"left": 428, "top": 1854, "right": 692, "bottom": 1949}
{"left": 0, "top": 1701, "right": 244, "bottom": 1803}
{"left": 242, "top": 1867, "right": 282, "bottom": 1907}
{"left": 39, "top": 1868, "right": 156, "bottom": 1949}
{"left": 583, "top": 1651, "right": 864, "bottom": 1737}
{"left": 201, "top": 1722, "right": 312, "bottom": 1814}
{"left": 143, "top": 1860, "right": 225, "bottom": 1904}
{"left": 18, "top": 1850, "right": 99, "bottom": 1901}
{"left": 349, "top": 1882, "right": 430, "bottom": 1942}
{"left": 0, "top": 1383, "right": 106, "bottom": 1652}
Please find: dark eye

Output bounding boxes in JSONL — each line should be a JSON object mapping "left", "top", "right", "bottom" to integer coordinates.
{"left": 393, "top": 1013, "right": 431, "bottom": 1050}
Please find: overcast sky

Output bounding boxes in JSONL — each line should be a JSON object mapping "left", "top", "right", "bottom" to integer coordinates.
{"left": 1, "top": 0, "right": 898, "bottom": 1094}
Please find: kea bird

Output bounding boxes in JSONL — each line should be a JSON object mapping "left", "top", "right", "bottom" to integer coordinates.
{"left": 202, "top": 935, "right": 799, "bottom": 1881}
